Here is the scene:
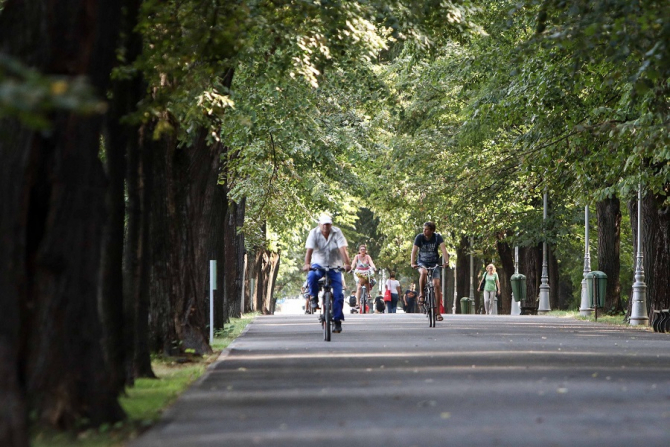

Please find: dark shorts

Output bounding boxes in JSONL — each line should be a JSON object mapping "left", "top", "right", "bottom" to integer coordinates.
{"left": 419, "top": 264, "right": 441, "bottom": 280}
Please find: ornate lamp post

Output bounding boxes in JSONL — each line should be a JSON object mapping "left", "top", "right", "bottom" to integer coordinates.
{"left": 630, "top": 185, "right": 649, "bottom": 326}
{"left": 538, "top": 190, "right": 551, "bottom": 314}
{"left": 579, "top": 205, "right": 594, "bottom": 317}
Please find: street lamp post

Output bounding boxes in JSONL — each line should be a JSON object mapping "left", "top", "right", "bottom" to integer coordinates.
{"left": 511, "top": 246, "right": 521, "bottom": 315}
{"left": 538, "top": 190, "right": 551, "bottom": 314}
{"left": 630, "top": 185, "right": 649, "bottom": 326}
{"left": 579, "top": 205, "right": 594, "bottom": 317}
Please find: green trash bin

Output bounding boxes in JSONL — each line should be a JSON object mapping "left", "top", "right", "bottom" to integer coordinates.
{"left": 510, "top": 273, "right": 527, "bottom": 302}
{"left": 460, "top": 297, "right": 471, "bottom": 314}
{"left": 586, "top": 271, "right": 607, "bottom": 308}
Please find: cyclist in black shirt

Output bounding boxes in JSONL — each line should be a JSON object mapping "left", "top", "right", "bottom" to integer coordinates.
{"left": 410, "top": 221, "right": 450, "bottom": 321}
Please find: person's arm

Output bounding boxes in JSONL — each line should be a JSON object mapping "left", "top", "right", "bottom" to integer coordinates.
{"left": 339, "top": 246, "right": 352, "bottom": 272}
{"left": 396, "top": 283, "right": 402, "bottom": 296}
{"left": 439, "top": 242, "right": 449, "bottom": 266}
{"left": 368, "top": 255, "right": 376, "bottom": 271}
{"left": 303, "top": 248, "right": 313, "bottom": 272}
{"left": 496, "top": 273, "right": 501, "bottom": 294}
{"left": 411, "top": 245, "right": 419, "bottom": 267}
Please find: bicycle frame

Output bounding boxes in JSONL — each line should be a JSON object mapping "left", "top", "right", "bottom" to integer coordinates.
{"left": 416, "top": 265, "right": 443, "bottom": 328}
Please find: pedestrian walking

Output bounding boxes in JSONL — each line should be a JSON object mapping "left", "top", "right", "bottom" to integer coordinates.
{"left": 479, "top": 264, "right": 501, "bottom": 315}
{"left": 385, "top": 273, "right": 402, "bottom": 313}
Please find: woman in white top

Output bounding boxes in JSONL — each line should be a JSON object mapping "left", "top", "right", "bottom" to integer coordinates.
{"left": 352, "top": 244, "right": 376, "bottom": 311}
{"left": 385, "top": 273, "right": 402, "bottom": 313}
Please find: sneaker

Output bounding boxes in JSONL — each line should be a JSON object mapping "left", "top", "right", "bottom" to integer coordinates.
{"left": 310, "top": 296, "right": 319, "bottom": 309}
{"left": 333, "top": 321, "right": 342, "bottom": 333}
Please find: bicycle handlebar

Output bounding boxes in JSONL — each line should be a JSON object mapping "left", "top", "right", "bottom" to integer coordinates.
{"left": 309, "top": 266, "right": 347, "bottom": 273}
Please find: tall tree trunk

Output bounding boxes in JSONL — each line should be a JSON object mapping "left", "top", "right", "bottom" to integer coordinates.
{"left": 0, "top": 0, "right": 124, "bottom": 438}
{"left": 628, "top": 191, "right": 670, "bottom": 320}
{"left": 496, "top": 237, "right": 515, "bottom": 315}
{"left": 0, "top": 123, "right": 29, "bottom": 447}
{"left": 519, "top": 245, "right": 542, "bottom": 308}
{"left": 99, "top": 114, "right": 127, "bottom": 394}
{"left": 100, "top": 0, "right": 144, "bottom": 387}
{"left": 596, "top": 197, "right": 622, "bottom": 313}
{"left": 455, "top": 236, "right": 469, "bottom": 313}
{"left": 133, "top": 125, "right": 156, "bottom": 377}
{"left": 149, "top": 129, "right": 226, "bottom": 355}
{"left": 262, "top": 252, "right": 281, "bottom": 314}
{"left": 223, "top": 198, "right": 242, "bottom": 320}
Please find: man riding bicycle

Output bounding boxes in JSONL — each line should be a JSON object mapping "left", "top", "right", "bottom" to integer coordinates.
{"left": 410, "top": 221, "right": 450, "bottom": 321}
{"left": 303, "top": 214, "right": 352, "bottom": 333}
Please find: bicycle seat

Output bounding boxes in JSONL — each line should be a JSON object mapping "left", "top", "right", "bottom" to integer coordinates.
{"left": 318, "top": 277, "right": 327, "bottom": 284}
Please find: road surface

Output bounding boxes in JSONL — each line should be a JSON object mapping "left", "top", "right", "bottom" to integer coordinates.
{"left": 131, "top": 313, "right": 670, "bottom": 446}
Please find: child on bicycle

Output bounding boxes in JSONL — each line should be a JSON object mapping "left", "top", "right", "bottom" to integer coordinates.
{"left": 410, "top": 221, "right": 450, "bottom": 321}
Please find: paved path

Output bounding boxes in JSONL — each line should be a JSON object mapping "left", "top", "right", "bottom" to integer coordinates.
{"left": 131, "top": 314, "right": 670, "bottom": 447}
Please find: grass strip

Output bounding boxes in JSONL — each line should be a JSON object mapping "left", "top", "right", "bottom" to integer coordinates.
{"left": 31, "top": 313, "right": 256, "bottom": 447}
{"left": 547, "top": 310, "right": 651, "bottom": 330}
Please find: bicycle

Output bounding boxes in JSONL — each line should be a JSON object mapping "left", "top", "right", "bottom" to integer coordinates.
{"left": 310, "top": 266, "right": 345, "bottom": 341}
{"left": 414, "top": 264, "right": 444, "bottom": 328}
{"left": 355, "top": 271, "right": 375, "bottom": 314}
{"left": 360, "top": 284, "right": 370, "bottom": 314}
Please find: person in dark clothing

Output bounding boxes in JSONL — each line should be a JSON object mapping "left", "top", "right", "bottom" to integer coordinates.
{"left": 410, "top": 221, "right": 450, "bottom": 321}
{"left": 404, "top": 283, "right": 418, "bottom": 313}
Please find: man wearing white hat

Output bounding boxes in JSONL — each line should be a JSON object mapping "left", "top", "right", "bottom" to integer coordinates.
{"left": 303, "top": 214, "right": 352, "bottom": 333}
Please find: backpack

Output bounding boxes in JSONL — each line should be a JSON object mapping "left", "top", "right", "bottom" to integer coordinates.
{"left": 348, "top": 295, "right": 357, "bottom": 307}
{"left": 375, "top": 297, "right": 385, "bottom": 312}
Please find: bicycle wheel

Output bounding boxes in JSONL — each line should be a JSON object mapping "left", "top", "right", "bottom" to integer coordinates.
{"left": 361, "top": 293, "right": 366, "bottom": 314}
{"left": 323, "top": 291, "right": 331, "bottom": 341}
{"left": 427, "top": 289, "right": 435, "bottom": 328}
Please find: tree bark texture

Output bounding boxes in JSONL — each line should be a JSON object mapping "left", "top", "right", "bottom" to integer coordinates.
{"left": 628, "top": 192, "right": 670, "bottom": 319}
{"left": 0, "top": 0, "right": 125, "bottom": 438}
{"left": 149, "top": 129, "right": 228, "bottom": 355}
{"left": 518, "top": 245, "right": 542, "bottom": 308}
{"left": 596, "top": 197, "right": 623, "bottom": 313}
{"left": 132, "top": 125, "right": 157, "bottom": 377}
{"left": 262, "top": 252, "right": 281, "bottom": 314}
{"left": 496, "top": 238, "right": 515, "bottom": 315}
{"left": 100, "top": 0, "right": 146, "bottom": 383}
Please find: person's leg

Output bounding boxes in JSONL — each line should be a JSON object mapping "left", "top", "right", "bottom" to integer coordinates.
{"left": 418, "top": 269, "right": 427, "bottom": 302}
{"left": 307, "top": 266, "right": 323, "bottom": 308}
{"left": 391, "top": 294, "right": 398, "bottom": 313}
{"left": 406, "top": 298, "right": 415, "bottom": 313}
{"left": 433, "top": 269, "right": 443, "bottom": 319}
{"left": 485, "top": 291, "right": 494, "bottom": 314}
{"left": 329, "top": 269, "right": 345, "bottom": 322}
{"left": 355, "top": 278, "right": 363, "bottom": 306}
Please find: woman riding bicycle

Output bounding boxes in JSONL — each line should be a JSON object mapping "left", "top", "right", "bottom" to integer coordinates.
{"left": 352, "top": 244, "right": 377, "bottom": 311}
{"left": 410, "top": 221, "right": 450, "bottom": 321}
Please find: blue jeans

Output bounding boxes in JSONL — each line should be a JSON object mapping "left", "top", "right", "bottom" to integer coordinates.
{"left": 307, "top": 264, "right": 344, "bottom": 322}
{"left": 386, "top": 293, "right": 399, "bottom": 313}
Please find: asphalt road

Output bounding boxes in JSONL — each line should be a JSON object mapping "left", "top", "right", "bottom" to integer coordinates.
{"left": 131, "top": 314, "right": 670, "bottom": 447}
